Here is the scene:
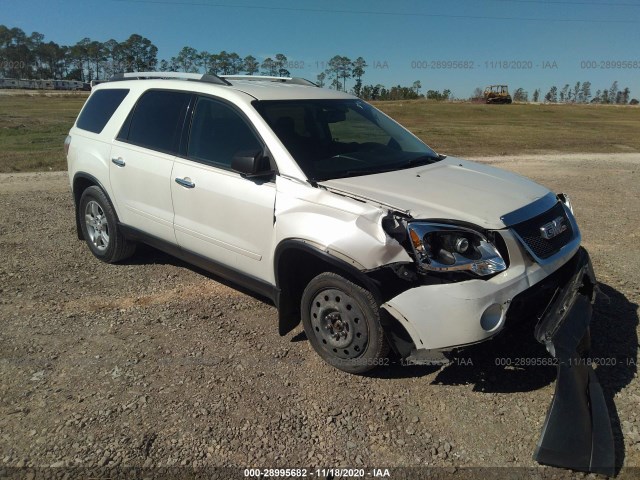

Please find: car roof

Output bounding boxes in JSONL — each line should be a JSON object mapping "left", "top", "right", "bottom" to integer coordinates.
{"left": 225, "top": 79, "right": 354, "bottom": 101}
{"left": 101, "top": 72, "right": 354, "bottom": 101}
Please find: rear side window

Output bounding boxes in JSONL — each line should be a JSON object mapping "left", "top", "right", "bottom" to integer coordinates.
{"left": 120, "top": 90, "right": 192, "bottom": 155}
{"left": 76, "top": 89, "right": 129, "bottom": 133}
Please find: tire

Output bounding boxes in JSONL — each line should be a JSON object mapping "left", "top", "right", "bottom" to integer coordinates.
{"left": 301, "top": 272, "right": 389, "bottom": 374}
{"left": 78, "top": 186, "right": 136, "bottom": 263}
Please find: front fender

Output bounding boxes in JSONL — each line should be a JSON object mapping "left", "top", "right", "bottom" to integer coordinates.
{"left": 273, "top": 239, "right": 384, "bottom": 336}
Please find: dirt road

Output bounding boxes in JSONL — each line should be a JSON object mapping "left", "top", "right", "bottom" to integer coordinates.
{"left": 1, "top": 154, "right": 638, "bottom": 477}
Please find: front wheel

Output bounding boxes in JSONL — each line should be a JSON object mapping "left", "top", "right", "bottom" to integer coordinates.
{"left": 301, "top": 272, "right": 389, "bottom": 374}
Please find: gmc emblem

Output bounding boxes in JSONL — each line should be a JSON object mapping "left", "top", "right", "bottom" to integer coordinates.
{"left": 540, "top": 216, "right": 567, "bottom": 240}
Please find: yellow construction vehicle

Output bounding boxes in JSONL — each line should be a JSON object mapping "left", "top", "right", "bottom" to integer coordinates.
{"left": 484, "top": 85, "right": 512, "bottom": 104}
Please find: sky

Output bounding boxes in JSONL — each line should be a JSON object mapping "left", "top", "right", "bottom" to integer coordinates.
{"left": 3, "top": 0, "right": 640, "bottom": 98}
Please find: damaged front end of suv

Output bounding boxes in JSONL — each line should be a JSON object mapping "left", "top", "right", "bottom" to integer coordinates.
{"left": 303, "top": 179, "right": 615, "bottom": 474}
{"left": 260, "top": 97, "right": 614, "bottom": 474}
{"left": 375, "top": 192, "right": 615, "bottom": 475}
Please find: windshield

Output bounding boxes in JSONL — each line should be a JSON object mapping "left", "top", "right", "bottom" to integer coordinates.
{"left": 254, "top": 99, "right": 440, "bottom": 181}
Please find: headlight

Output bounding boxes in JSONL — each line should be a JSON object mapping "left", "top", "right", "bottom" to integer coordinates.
{"left": 407, "top": 223, "right": 507, "bottom": 277}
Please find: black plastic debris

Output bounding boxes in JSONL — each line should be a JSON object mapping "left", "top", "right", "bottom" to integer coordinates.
{"left": 533, "top": 248, "right": 615, "bottom": 475}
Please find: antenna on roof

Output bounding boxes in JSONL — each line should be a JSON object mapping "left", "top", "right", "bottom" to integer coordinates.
{"left": 109, "top": 71, "right": 231, "bottom": 86}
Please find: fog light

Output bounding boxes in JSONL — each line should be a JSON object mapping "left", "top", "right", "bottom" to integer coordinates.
{"left": 480, "top": 303, "right": 503, "bottom": 332}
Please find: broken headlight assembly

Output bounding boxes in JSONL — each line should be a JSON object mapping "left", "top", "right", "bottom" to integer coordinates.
{"left": 407, "top": 223, "right": 507, "bottom": 277}
{"left": 557, "top": 192, "right": 574, "bottom": 214}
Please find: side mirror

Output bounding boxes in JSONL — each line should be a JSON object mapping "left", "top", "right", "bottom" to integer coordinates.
{"left": 231, "top": 149, "right": 273, "bottom": 178}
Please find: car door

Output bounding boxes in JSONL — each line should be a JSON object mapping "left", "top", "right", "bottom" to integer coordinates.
{"left": 109, "top": 89, "right": 192, "bottom": 243}
{"left": 171, "top": 95, "right": 276, "bottom": 282}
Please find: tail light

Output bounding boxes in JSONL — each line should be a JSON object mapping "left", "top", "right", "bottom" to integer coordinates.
{"left": 64, "top": 135, "right": 71, "bottom": 156}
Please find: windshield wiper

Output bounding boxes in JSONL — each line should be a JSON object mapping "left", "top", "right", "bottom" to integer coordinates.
{"left": 402, "top": 155, "right": 440, "bottom": 169}
{"left": 320, "top": 154, "right": 441, "bottom": 180}
{"left": 340, "top": 168, "right": 396, "bottom": 178}
{"left": 336, "top": 156, "right": 440, "bottom": 179}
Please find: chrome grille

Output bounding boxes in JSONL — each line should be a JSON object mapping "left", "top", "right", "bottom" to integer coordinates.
{"left": 510, "top": 202, "right": 573, "bottom": 259}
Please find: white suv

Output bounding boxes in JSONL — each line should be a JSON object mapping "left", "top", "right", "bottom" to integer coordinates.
{"left": 66, "top": 72, "right": 613, "bottom": 473}
{"left": 65, "top": 71, "right": 590, "bottom": 369}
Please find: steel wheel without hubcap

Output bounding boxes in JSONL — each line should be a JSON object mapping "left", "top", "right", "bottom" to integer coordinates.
{"left": 301, "top": 272, "right": 389, "bottom": 374}
{"left": 84, "top": 200, "right": 109, "bottom": 252}
{"left": 310, "top": 288, "right": 369, "bottom": 360}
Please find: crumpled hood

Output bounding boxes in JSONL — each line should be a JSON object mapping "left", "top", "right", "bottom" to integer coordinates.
{"left": 319, "top": 156, "right": 552, "bottom": 229}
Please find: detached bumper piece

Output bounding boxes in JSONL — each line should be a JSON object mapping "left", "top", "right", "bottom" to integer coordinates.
{"left": 533, "top": 248, "right": 615, "bottom": 475}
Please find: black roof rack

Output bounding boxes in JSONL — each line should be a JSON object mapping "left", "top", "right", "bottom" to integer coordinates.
{"left": 108, "top": 72, "right": 231, "bottom": 86}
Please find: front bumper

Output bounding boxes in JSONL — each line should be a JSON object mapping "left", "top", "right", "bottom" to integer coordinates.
{"left": 532, "top": 247, "right": 614, "bottom": 475}
{"left": 381, "top": 230, "right": 578, "bottom": 351}
{"left": 384, "top": 245, "right": 615, "bottom": 475}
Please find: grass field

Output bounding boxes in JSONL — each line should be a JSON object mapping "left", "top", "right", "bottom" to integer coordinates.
{"left": 373, "top": 100, "right": 640, "bottom": 157}
{"left": 1, "top": 93, "right": 639, "bottom": 173}
{"left": 0, "top": 93, "right": 87, "bottom": 172}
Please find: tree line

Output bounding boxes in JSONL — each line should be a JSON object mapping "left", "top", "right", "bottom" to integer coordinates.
{"left": 0, "top": 25, "right": 437, "bottom": 100}
{"left": 537, "top": 81, "right": 635, "bottom": 104}
{"left": 0, "top": 26, "right": 157, "bottom": 82}
{"left": 473, "top": 81, "right": 636, "bottom": 105}
{"left": 2, "top": 25, "right": 635, "bottom": 104}
{"left": 161, "top": 48, "right": 288, "bottom": 78}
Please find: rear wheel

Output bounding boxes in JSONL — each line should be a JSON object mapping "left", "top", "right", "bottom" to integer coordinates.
{"left": 79, "top": 186, "right": 135, "bottom": 263}
{"left": 301, "top": 272, "right": 389, "bottom": 374}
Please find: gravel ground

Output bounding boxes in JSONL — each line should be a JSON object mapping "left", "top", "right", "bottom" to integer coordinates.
{"left": 0, "top": 153, "right": 638, "bottom": 478}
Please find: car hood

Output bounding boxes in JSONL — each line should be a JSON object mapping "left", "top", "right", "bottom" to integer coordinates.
{"left": 318, "top": 156, "right": 552, "bottom": 229}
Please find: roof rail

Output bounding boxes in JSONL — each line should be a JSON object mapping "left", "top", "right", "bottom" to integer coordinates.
{"left": 109, "top": 71, "right": 231, "bottom": 86}
{"left": 220, "top": 75, "right": 318, "bottom": 87}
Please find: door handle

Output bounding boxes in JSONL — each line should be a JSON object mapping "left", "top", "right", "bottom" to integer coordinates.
{"left": 111, "top": 157, "right": 125, "bottom": 167}
{"left": 175, "top": 177, "right": 195, "bottom": 189}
